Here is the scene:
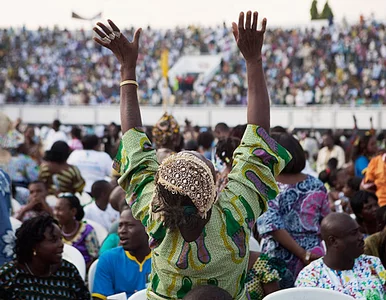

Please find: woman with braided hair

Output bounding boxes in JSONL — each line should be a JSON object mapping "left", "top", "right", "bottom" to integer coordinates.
{"left": 94, "top": 10, "right": 291, "bottom": 299}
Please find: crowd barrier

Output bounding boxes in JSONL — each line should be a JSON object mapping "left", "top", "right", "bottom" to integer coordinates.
{"left": 2, "top": 105, "right": 386, "bottom": 130}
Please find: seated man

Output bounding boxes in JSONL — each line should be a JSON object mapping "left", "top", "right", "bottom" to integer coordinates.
{"left": 85, "top": 180, "right": 118, "bottom": 231}
{"left": 15, "top": 181, "right": 52, "bottom": 222}
{"left": 295, "top": 212, "right": 386, "bottom": 299}
{"left": 92, "top": 205, "right": 151, "bottom": 299}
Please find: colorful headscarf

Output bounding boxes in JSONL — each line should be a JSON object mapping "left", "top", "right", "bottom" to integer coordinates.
{"left": 152, "top": 113, "right": 180, "bottom": 149}
{"left": 153, "top": 152, "right": 216, "bottom": 219}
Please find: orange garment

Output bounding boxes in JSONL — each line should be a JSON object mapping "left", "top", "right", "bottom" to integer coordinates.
{"left": 364, "top": 154, "right": 386, "bottom": 206}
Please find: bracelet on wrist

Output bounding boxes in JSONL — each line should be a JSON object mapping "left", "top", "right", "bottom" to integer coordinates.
{"left": 120, "top": 80, "right": 139, "bottom": 88}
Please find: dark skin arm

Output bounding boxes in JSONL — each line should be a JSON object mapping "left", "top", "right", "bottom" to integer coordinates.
{"left": 232, "top": 11, "right": 269, "bottom": 132}
{"left": 94, "top": 21, "right": 142, "bottom": 134}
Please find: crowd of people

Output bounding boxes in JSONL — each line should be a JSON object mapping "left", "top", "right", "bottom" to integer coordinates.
{"left": 1, "top": 10, "right": 386, "bottom": 300}
{"left": 1, "top": 15, "right": 385, "bottom": 106}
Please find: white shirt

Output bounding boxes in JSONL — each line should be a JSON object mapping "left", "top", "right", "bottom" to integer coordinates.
{"left": 316, "top": 145, "right": 346, "bottom": 174}
{"left": 45, "top": 129, "right": 68, "bottom": 150}
{"left": 67, "top": 150, "right": 113, "bottom": 192}
{"left": 84, "top": 202, "right": 119, "bottom": 231}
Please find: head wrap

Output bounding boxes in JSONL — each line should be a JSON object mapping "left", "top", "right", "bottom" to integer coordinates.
{"left": 154, "top": 152, "right": 216, "bottom": 218}
{"left": 152, "top": 113, "right": 180, "bottom": 149}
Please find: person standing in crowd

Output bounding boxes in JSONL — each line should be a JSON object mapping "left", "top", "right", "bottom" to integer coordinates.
{"left": 214, "top": 122, "right": 230, "bottom": 140}
{"left": 350, "top": 191, "right": 379, "bottom": 237}
{"left": 92, "top": 206, "right": 151, "bottom": 299}
{"left": 151, "top": 113, "right": 181, "bottom": 163}
{"left": 23, "top": 125, "right": 42, "bottom": 163}
{"left": 67, "top": 135, "right": 113, "bottom": 193}
{"left": 316, "top": 132, "right": 346, "bottom": 174}
{"left": 0, "top": 215, "right": 90, "bottom": 299}
{"left": 39, "top": 141, "right": 85, "bottom": 195}
{"left": 197, "top": 130, "right": 215, "bottom": 160}
{"left": 54, "top": 193, "right": 99, "bottom": 269}
{"left": 16, "top": 181, "right": 52, "bottom": 222}
{"left": 44, "top": 119, "right": 68, "bottom": 151}
{"left": 0, "top": 169, "right": 12, "bottom": 267}
{"left": 364, "top": 206, "right": 386, "bottom": 266}
{"left": 85, "top": 180, "right": 118, "bottom": 231}
{"left": 351, "top": 134, "right": 378, "bottom": 177}
{"left": 296, "top": 213, "right": 386, "bottom": 299}
{"left": 103, "top": 122, "right": 121, "bottom": 158}
{"left": 94, "top": 11, "right": 291, "bottom": 299}
{"left": 68, "top": 126, "right": 83, "bottom": 151}
{"left": 257, "top": 132, "right": 330, "bottom": 288}
{"left": 363, "top": 153, "right": 386, "bottom": 207}
{"left": 8, "top": 143, "right": 39, "bottom": 189}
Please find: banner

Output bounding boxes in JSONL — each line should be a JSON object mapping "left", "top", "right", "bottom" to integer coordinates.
{"left": 160, "top": 49, "right": 169, "bottom": 79}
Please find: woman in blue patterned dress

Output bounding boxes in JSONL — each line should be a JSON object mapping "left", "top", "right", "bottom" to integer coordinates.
{"left": 257, "top": 132, "right": 330, "bottom": 288}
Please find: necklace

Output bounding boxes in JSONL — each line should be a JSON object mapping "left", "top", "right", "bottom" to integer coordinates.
{"left": 62, "top": 221, "right": 79, "bottom": 238}
{"left": 25, "top": 263, "right": 52, "bottom": 277}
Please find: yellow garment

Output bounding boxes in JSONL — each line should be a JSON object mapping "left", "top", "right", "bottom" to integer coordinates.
{"left": 113, "top": 125, "right": 291, "bottom": 299}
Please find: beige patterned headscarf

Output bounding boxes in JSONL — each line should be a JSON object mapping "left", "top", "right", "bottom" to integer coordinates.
{"left": 154, "top": 152, "right": 216, "bottom": 218}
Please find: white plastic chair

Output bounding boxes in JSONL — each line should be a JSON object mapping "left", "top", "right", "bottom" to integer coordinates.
{"left": 45, "top": 195, "right": 58, "bottom": 208}
{"left": 84, "top": 219, "right": 108, "bottom": 245}
{"left": 128, "top": 289, "right": 147, "bottom": 300}
{"left": 88, "top": 259, "right": 99, "bottom": 292}
{"left": 107, "top": 292, "right": 127, "bottom": 299}
{"left": 11, "top": 198, "right": 21, "bottom": 215}
{"left": 62, "top": 243, "right": 86, "bottom": 280}
{"left": 249, "top": 236, "right": 261, "bottom": 252}
{"left": 264, "top": 287, "right": 354, "bottom": 300}
{"left": 9, "top": 217, "right": 22, "bottom": 231}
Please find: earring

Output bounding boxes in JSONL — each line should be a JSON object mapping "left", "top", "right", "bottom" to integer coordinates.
{"left": 33, "top": 250, "right": 37, "bottom": 256}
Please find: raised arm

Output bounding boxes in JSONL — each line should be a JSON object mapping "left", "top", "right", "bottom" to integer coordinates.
{"left": 94, "top": 20, "right": 142, "bottom": 134}
{"left": 232, "top": 11, "right": 269, "bottom": 132}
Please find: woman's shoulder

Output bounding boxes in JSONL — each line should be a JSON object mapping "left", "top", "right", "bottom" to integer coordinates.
{"left": 58, "top": 259, "right": 80, "bottom": 274}
{"left": 0, "top": 261, "right": 21, "bottom": 280}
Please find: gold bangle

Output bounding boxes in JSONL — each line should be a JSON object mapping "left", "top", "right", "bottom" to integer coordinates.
{"left": 120, "top": 80, "right": 139, "bottom": 88}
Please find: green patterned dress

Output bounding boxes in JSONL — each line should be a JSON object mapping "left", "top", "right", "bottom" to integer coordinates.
{"left": 113, "top": 124, "right": 291, "bottom": 300}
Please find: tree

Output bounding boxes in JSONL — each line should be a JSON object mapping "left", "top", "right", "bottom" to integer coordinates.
{"left": 310, "top": 0, "right": 319, "bottom": 20}
{"left": 320, "top": 1, "right": 334, "bottom": 20}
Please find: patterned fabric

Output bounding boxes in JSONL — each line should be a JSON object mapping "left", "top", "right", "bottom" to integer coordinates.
{"left": 0, "top": 259, "right": 90, "bottom": 299}
{"left": 152, "top": 113, "right": 180, "bottom": 149}
{"left": 113, "top": 125, "right": 291, "bottom": 300}
{"left": 257, "top": 175, "right": 330, "bottom": 287}
{"left": 0, "top": 170, "right": 12, "bottom": 267}
{"left": 38, "top": 163, "right": 85, "bottom": 195}
{"left": 364, "top": 232, "right": 383, "bottom": 258}
{"left": 245, "top": 253, "right": 281, "bottom": 300}
{"left": 8, "top": 154, "right": 39, "bottom": 185}
{"left": 295, "top": 255, "right": 386, "bottom": 300}
{"left": 62, "top": 222, "right": 99, "bottom": 264}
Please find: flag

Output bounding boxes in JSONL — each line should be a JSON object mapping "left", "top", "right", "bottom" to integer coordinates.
{"left": 160, "top": 49, "right": 169, "bottom": 79}
{"left": 72, "top": 11, "right": 102, "bottom": 21}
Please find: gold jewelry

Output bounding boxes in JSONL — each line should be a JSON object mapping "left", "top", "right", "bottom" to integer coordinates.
{"left": 304, "top": 250, "right": 311, "bottom": 263}
{"left": 33, "top": 250, "right": 37, "bottom": 256}
{"left": 113, "top": 31, "right": 121, "bottom": 38}
{"left": 120, "top": 80, "right": 139, "bottom": 88}
{"left": 108, "top": 33, "right": 115, "bottom": 40}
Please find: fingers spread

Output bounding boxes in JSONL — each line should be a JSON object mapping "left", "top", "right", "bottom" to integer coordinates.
{"left": 238, "top": 12, "right": 244, "bottom": 31}
{"left": 93, "top": 27, "right": 107, "bottom": 38}
{"left": 108, "top": 20, "right": 120, "bottom": 32}
{"left": 97, "top": 22, "right": 113, "bottom": 35}
{"left": 252, "top": 11, "right": 258, "bottom": 31}
{"left": 231, "top": 22, "right": 238, "bottom": 41}
{"left": 133, "top": 28, "right": 142, "bottom": 46}
{"left": 245, "top": 11, "right": 252, "bottom": 29}
{"left": 261, "top": 18, "right": 267, "bottom": 32}
{"left": 93, "top": 37, "right": 111, "bottom": 48}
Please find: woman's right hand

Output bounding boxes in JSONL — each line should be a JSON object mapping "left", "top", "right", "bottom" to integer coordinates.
{"left": 93, "top": 20, "right": 141, "bottom": 70}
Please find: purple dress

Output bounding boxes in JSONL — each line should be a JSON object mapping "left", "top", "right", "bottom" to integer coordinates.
{"left": 63, "top": 222, "right": 99, "bottom": 264}
{"left": 257, "top": 175, "right": 330, "bottom": 288}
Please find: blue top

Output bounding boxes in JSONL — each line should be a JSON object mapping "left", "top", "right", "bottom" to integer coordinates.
{"left": 92, "top": 246, "right": 151, "bottom": 299}
{"left": 0, "top": 169, "right": 12, "bottom": 266}
{"left": 354, "top": 155, "right": 369, "bottom": 178}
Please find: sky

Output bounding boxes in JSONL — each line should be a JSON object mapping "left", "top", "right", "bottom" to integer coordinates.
{"left": 1, "top": 0, "right": 386, "bottom": 30}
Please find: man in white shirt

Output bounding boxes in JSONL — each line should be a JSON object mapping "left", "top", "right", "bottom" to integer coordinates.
{"left": 44, "top": 119, "right": 68, "bottom": 150}
{"left": 316, "top": 132, "right": 346, "bottom": 174}
{"left": 67, "top": 135, "right": 113, "bottom": 193}
{"left": 84, "top": 180, "right": 119, "bottom": 231}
